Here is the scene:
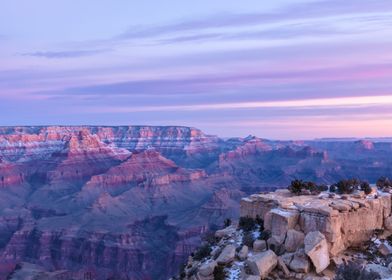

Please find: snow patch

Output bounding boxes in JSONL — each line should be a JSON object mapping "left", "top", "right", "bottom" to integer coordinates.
{"left": 226, "top": 266, "right": 241, "bottom": 280}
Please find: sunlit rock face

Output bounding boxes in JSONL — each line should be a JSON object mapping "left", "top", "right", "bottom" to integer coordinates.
{"left": 0, "top": 126, "right": 231, "bottom": 280}
{"left": 1, "top": 126, "right": 392, "bottom": 279}
{"left": 240, "top": 189, "right": 391, "bottom": 256}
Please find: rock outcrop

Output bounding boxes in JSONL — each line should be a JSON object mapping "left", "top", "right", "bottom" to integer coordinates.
{"left": 285, "top": 229, "right": 305, "bottom": 252}
{"left": 241, "top": 189, "right": 391, "bottom": 257}
{"left": 83, "top": 150, "right": 206, "bottom": 190}
{"left": 304, "top": 231, "right": 330, "bottom": 273}
{"left": 181, "top": 187, "right": 392, "bottom": 280}
{"left": 246, "top": 250, "right": 278, "bottom": 278}
{"left": 217, "top": 245, "right": 236, "bottom": 265}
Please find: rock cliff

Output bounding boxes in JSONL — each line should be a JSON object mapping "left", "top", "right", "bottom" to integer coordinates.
{"left": 241, "top": 189, "right": 391, "bottom": 257}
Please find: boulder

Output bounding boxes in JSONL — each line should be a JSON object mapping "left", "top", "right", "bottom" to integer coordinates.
{"left": 253, "top": 240, "right": 267, "bottom": 252}
{"left": 246, "top": 250, "right": 278, "bottom": 279}
{"left": 196, "top": 273, "right": 213, "bottom": 280}
{"left": 216, "top": 244, "right": 236, "bottom": 265}
{"left": 245, "top": 275, "right": 261, "bottom": 280}
{"left": 198, "top": 260, "right": 217, "bottom": 277}
{"left": 380, "top": 192, "right": 392, "bottom": 218}
{"left": 210, "top": 246, "right": 221, "bottom": 258}
{"left": 277, "top": 256, "right": 290, "bottom": 277}
{"left": 378, "top": 242, "right": 392, "bottom": 256}
{"left": 348, "top": 201, "right": 360, "bottom": 210}
{"left": 322, "top": 268, "right": 336, "bottom": 280}
{"left": 289, "top": 250, "right": 310, "bottom": 273}
{"left": 267, "top": 236, "right": 285, "bottom": 255}
{"left": 329, "top": 201, "right": 351, "bottom": 212}
{"left": 385, "top": 216, "right": 392, "bottom": 231}
{"left": 280, "top": 252, "right": 294, "bottom": 267}
{"left": 304, "top": 276, "right": 330, "bottom": 280}
{"left": 378, "top": 230, "right": 392, "bottom": 240}
{"left": 264, "top": 211, "right": 272, "bottom": 231}
{"left": 215, "top": 225, "right": 236, "bottom": 238}
{"left": 304, "top": 231, "right": 330, "bottom": 273}
{"left": 269, "top": 208, "right": 299, "bottom": 241}
{"left": 238, "top": 245, "right": 249, "bottom": 260}
{"left": 294, "top": 272, "right": 304, "bottom": 279}
{"left": 352, "top": 190, "right": 365, "bottom": 199}
{"left": 284, "top": 229, "right": 305, "bottom": 252}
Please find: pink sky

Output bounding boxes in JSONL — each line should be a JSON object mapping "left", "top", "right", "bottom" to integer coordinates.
{"left": 1, "top": 0, "right": 392, "bottom": 139}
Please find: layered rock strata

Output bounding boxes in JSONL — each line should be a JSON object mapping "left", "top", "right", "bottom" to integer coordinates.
{"left": 240, "top": 189, "right": 391, "bottom": 257}
{"left": 2, "top": 126, "right": 392, "bottom": 279}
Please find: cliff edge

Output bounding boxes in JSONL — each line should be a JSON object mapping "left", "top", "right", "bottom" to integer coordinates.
{"left": 180, "top": 187, "right": 392, "bottom": 279}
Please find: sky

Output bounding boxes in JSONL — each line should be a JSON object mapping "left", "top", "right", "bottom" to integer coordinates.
{"left": 1, "top": 0, "right": 392, "bottom": 139}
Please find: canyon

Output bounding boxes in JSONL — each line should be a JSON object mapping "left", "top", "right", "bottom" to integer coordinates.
{"left": 1, "top": 126, "right": 392, "bottom": 279}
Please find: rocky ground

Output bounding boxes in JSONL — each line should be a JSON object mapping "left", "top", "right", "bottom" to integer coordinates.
{"left": 177, "top": 222, "right": 392, "bottom": 279}
{"left": 178, "top": 188, "right": 392, "bottom": 280}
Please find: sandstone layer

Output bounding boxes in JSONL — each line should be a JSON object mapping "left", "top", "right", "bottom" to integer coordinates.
{"left": 241, "top": 189, "right": 391, "bottom": 256}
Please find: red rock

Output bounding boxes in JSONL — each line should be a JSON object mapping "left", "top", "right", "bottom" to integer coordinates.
{"left": 84, "top": 150, "right": 206, "bottom": 190}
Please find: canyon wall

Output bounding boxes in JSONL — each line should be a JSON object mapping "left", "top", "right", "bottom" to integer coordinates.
{"left": 1, "top": 126, "right": 392, "bottom": 279}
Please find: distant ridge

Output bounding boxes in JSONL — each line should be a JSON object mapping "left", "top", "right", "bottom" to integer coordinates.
{"left": 315, "top": 137, "right": 392, "bottom": 142}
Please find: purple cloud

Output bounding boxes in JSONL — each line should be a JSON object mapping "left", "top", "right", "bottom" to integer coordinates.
{"left": 158, "top": 23, "right": 351, "bottom": 44}
{"left": 116, "top": 0, "right": 391, "bottom": 40}
{"left": 46, "top": 62, "right": 392, "bottom": 99}
{"left": 23, "top": 49, "right": 111, "bottom": 59}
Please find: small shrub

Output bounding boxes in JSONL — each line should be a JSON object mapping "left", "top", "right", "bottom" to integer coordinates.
{"left": 238, "top": 217, "right": 256, "bottom": 232}
{"left": 224, "top": 218, "right": 232, "bottom": 227}
{"left": 305, "top": 181, "right": 317, "bottom": 192}
{"left": 255, "top": 215, "right": 264, "bottom": 231}
{"left": 288, "top": 179, "right": 304, "bottom": 195}
{"left": 193, "top": 243, "right": 212, "bottom": 261}
{"left": 348, "top": 178, "right": 361, "bottom": 186}
{"left": 361, "top": 181, "right": 372, "bottom": 195}
{"left": 329, "top": 179, "right": 368, "bottom": 194}
{"left": 288, "top": 179, "right": 327, "bottom": 195}
{"left": 336, "top": 179, "right": 357, "bottom": 194}
{"left": 242, "top": 232, "right": 254, "bottom": 248}
{"left": 213, "top": 264, "right": 226, "bottom": 280}
{"left": 377, "top": 176, "right": 392, "bottom": 189}
{"left": 334, "top": 261, "right": 380, "bottom": 280}
{"left": 317, "top": 184, "right": 329, "bottom": 192}
{"left": 258, "top": 229, "right": 271, "bottom": 241}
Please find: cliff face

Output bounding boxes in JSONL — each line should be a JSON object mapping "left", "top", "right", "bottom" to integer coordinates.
{"left": 1, "top": 216, "right": 179, "bottom": 280}
{"left": 0, "top": 126, "right": 229, "bottom": 280}
{"left": 84, "top": 150, "right": 206, "bottom": 190}
{"left": 240, "top": 189, "right": 391, "bottom": 256}
{"left": 1, "top": 126, "right": 392, "bottom": 279}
